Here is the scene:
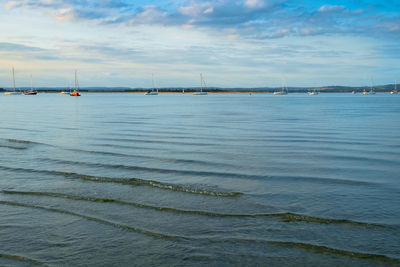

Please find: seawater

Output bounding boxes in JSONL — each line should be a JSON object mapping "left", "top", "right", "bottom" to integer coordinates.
{"left": 0, "top": 93, "right": 399, "bottom": 266}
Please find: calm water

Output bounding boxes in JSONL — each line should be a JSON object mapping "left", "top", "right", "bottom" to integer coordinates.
{"left": 0, "top": 93, "right": 399, "bottom": 266}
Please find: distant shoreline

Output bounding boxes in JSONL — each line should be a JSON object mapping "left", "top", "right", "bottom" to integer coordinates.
{"left": 0, "top": 91, "right": 397, "bottom": 94}
{"left": 0, "top": 84, "right": 397, "bottom": 94}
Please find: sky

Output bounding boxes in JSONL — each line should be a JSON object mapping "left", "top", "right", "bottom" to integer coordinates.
{"left": 0, "top": 0, "right": 399, "bottom": 88}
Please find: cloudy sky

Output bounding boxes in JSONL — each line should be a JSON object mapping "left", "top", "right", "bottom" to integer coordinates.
{"left": 0, "top": 0, "right": 399, "bottom": 88}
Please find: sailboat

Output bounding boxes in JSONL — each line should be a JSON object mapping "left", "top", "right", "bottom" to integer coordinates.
{"left": 145, "top": 73, "right": 159, "bottom": 95}
{"left": 274, "top": 75, "right": 288, "bottom": 95}
{"left": 390, "top": 79, "right": 398, "bottom": 94}
{"left": 362, "top": 77, "right": 375, "bottom": 95}
{"left": 4, "top": 67, "right": 22, "bottom": 95}
{"left": 70, "top": 70, "right": 81, "bottom": 96}
{"left": 24, "top": 74, "right": 37, "bottom": 95}
{"left": 193, "top": 73, "right": 208, "bottom": 95}
{"left": 308, "top": 89, "right": 319, "bottom": 95}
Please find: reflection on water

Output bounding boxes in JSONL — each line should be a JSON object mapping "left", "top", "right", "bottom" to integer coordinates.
{"left": 0, "top": 93, "right": 399, "bottom": 266}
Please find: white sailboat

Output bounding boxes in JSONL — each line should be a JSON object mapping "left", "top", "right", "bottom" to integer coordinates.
{"left": 193, "top": 73, "right": 208, "bottom": 95}
{"left": 274, "top": 75, "right": 288, "bottom": 95}
{"left": 362, "top": 77, "right": 375, "bottom": 95}
{"left": 60, "top": 82, "right": 68, "bottom": 94}
{"left": 145, "top": 73, "right": 159, "bottom": 95}
{"left": 4, "top": 67, "right": 22, "bottom": 95}
{"left": 308, "top": 89, "right": 319, "bottom": 95}
{"left": 390, "top": 79, "right": 398, "bottom": 94}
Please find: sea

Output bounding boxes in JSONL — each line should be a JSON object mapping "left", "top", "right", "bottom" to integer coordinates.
{"left": 0, "top": 93, "right": 399, "bottom": 266}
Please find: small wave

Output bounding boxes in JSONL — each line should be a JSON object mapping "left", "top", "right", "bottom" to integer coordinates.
{"left": 0, "top": 145, "right": 27, "bottom": 150}
{"left": 0, "top": 166, "right": 241, "bottom": 197}
{"left": 267, "top": 212, "right": 388, "bottom": 228}
{"left": 91, "top": 143, "right": 166, "bottom": 151}
{"left": 0, "top": 127, "right": 45, "bottom": 133}
{"left": 0, "top": 252, "right": 45, "bottom": 266}
{"left": 0, "top": 200, "right": 179, "bottom": 240}
{"left": 194, "top": 238, "right": 400, "bottom": 264}
{"left": 268, "top": 241, "right": 400, "bottom": 264}
{"left": 65, "top": 148, "right": 232, "bottom": 168}
{"left": 60, "top": 173, "right": 242, "bottom": 197}
{"left": 2, "top": 190, "right": 249, "bottom": 216}
{"left": 6, "top": 139, "right": 38, "bottom": 144}
{"left": 1, "top": 191, "right": 388, "bottom": 229}
{"left": 97, "top": 137, "right": 216, "bottom": 146}
{"left": 37, "top": 157, "right": 377, "bottom": 187}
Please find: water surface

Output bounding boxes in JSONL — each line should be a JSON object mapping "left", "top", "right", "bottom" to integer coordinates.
{"left": 0, "top": 93, "right": 399, "bottom": 266}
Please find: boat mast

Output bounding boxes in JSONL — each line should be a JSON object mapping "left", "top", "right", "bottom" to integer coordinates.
{"left": 200, "top": 73, "right": 203, "bottom": 92}
{"left": 281, "top": 75, "right": 285, "bottom": 93}
{"left": 74, "top": 70, "right": 78, "bottom": 91}
{"left": 395, "top": 79, "right": 397, "bottom": 91}
{"left": 152, "top": 73, "right": 155, "bottom": 92}
{"left": 30, "top": 74, "right": 33, "bottom": 91}
{"left": 12, "top": 67, "right": 16, "bottom": 92}
{"left": 370, "top": 76, "right": 373, "bottom": 92}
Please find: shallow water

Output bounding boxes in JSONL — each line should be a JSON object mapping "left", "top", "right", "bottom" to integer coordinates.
{"left": 0, "top": 93, "right": 399, "bottom": 266}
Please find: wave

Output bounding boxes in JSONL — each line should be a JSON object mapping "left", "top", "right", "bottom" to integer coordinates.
{"left": 97, "top": 137, "right": 217, "bottom": 146}
{"left": 0, "top": 145, "right": 27, "bottom": 150}
{"left": 0, "top": 252, "right": 45, "bottom": 266}
{"left": 0, "top": 127, "right": 45, "bottom": 133}
{"left": 268, "top": 241, "right": 400, "bottom": 264}
{"left": 0, "top": 200, "right": 178, "bottom": 240}
{"left": 91, "top": 143, "right": 166, "bottom": 151}
{"left": 2, "top": 190, "right": 389, "bottom": 228}
{"left": 36, "top": 158, "right": 376, "bottom": 187}
{"left": 6, "top": 139, "right": 38, "bottom": 144}
{"left": 0, "top": 166, "right": 242, "bottom": 197}
{"left": 64, "top": 148, "right": 233, "bottom": 168}
{"left": 200, "top": 237, "right": 400, "bottom": 264}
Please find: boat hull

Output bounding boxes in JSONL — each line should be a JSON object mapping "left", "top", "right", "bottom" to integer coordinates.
{"left": 273, "top": 91, "right": 287, "bottom": 95}
{"left": 24, "top": 91, "right": 37, "bottom": 95}
{"left": 4, "top": 91, "right": 22, "bottom": 95}
{"left": 192, "top": 92, "right": 208, "bottom": 95}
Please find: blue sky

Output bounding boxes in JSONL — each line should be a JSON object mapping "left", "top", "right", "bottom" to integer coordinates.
{"left": 0, "top": 0, "right": 399, "bottom": 88}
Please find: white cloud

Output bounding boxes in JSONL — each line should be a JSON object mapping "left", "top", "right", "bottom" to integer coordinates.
{"left": 128, "top": 6, "right": 168, "bottom": 25}
{"left": 179, "top": 1, "right": 214, "bottom": 17}
{"left": 318, "top": 5, "right": 345, "bottom": 13}
{"left": 204, "top": 7, "right": 214, "bottom": 14}
{"left": 244, "top": 0, "right": 265, "bottom": 9}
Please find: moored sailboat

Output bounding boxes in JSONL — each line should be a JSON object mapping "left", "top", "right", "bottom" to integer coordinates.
{"left": 274, "top": 75, "right": 288, "bottom": 95}
{"left": 145, "top": 73, "right": 158, "bottom": 95}
{"left": 4, "top": 67, "right": 22, "bottom": 95}
{"left": 24, "top": 74, "right": 37, "bottom": 95}
{"left": 193, "top": 73, "right": 208, "bottom": 95}
{"left": 70, "top": 70, "right": 81, "bottom": 96}
{"left": 390, "top": 79, "right": 398, "bottom": 94}
{"left": 363, "top": 77, "right": 376, "bottom": 95}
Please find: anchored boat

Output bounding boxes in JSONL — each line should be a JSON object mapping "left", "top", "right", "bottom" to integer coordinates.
{"left": 145, "top": 73, "right": 158, "bottom": 95}
{"left": 193, "top": 73, "right": 208, "bottom": 95}
{"left": 24, "top": 74, "right": 37, "bottom": 95}
{"left": 390, "top": 79, "right": 398, "bottom": 94}
{"left": 4, "top": 67, "right": 22, "bottom": 95}
{"left": 274, "top": 75, "right": 288, "bottom": 95}
{"left": 70, "top": 70, "right": 81, "bottom": 96}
